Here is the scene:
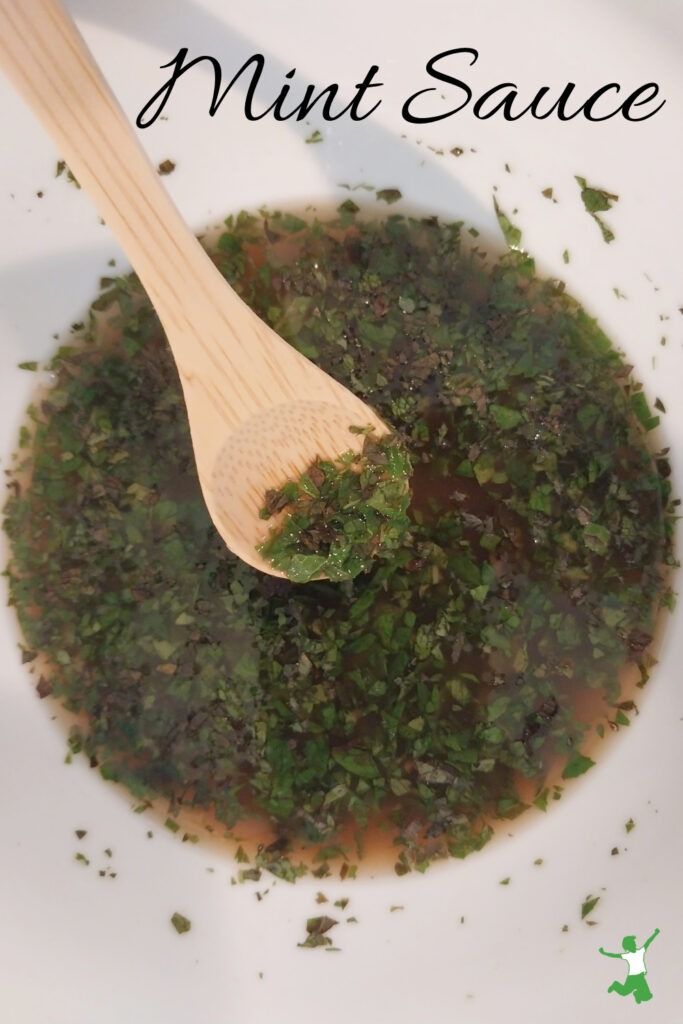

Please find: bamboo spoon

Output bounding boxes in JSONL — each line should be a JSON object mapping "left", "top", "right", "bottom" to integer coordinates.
{"left": 0, "top": 0, "right": 388, "bottom": 577}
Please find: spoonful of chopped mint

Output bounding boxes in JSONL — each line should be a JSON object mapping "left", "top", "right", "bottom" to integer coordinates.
{"left": 258, "top": 428, "right": 412, "bottom": 582}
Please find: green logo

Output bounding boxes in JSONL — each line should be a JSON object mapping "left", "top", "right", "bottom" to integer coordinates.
{"left": 599, "top": 928, "right": 660, "bottom": 1004}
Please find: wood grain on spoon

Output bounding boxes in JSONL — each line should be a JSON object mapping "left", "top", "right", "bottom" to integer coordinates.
{"left": 0, "top": 0, "right": 388, "bottom": 576}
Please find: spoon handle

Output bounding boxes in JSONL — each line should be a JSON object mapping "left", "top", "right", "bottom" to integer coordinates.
{"left": 0, "top": 0, "right": 276, "bottom": 375}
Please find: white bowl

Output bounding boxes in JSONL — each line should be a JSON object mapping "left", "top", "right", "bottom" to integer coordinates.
{"left": 1, "top": 2, "right": 682, "bottom": 1021}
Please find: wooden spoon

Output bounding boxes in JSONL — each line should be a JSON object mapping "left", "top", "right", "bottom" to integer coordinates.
{"left": 0, "top": 0, "right": 388, "bottom": 576}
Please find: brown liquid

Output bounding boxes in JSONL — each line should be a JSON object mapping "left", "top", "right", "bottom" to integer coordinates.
{"left": 27, "top": 656, "right": 653, "bottom": 880}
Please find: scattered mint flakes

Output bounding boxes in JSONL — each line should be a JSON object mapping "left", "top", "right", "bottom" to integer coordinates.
{"left": 376, "top": 188, "right": 402, "bottom": 204}
{"left": 625, "top": 818, "right": 636, "bottom": 834}
{"left": 305, "top": 130, "right": 323, "bottom": 144}
{"left": 630, "top": 392, "right": 660, "bottom": 432}
{"left": 171, "top": 912, "right": 192, "bottom": 935}
{"left": 533, "top": 788, "right": 549, "bottom": 812}
{"left": 338, "top": 198, "right": 360, "bottom": 217}
{"left": 55, "top": 160, "right": 80, "bottom": 188}
{"left": 581, "top": 895, "right": 600, "bottom": 920}
{"left": 493, "top": 197, "right": 523, "bottom": 251}
{"left": 298, "top": 915, "right": 339, "bottom": 949}
{"left": 490, "top": 404, "right": 524, "bottom": 430}
{"left": 575, "top": 177, "right": 618, "bottom": 214}
{"left": 575, "top": 176, "right": 618, "bottom": 243}
{"left": 562, "top": 753, "right": 596, "bottom": 779}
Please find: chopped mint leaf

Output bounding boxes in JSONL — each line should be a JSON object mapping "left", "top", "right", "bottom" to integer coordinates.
{"left": 562, "top": 753, "right": 595, "bottom": 779}
{"left": 171, "top": 912, "right": 191, "bottom": 934}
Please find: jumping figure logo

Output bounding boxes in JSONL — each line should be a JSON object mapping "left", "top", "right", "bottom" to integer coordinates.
{"left": 598, "top": 928, "right": 660, "bottom": 1004}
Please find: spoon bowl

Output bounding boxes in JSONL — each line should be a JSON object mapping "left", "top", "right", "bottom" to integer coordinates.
{"left": 209, "top": 398, "right": 386, "bottom": 574}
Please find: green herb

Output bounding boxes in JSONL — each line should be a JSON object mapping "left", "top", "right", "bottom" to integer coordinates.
{"left": 338, "top": 199, "right": 360, "bottom": 217}
{"left": 55, "top": 160, "right": 80, "bottom": 188}
{"left": 581, "top": 895, "right": 600, "bottom": 919}
{"left": 562, "top": 753, "right": 595, "bottom": 779}
{"left": 499, "top": 877, "right": 511, "bottom": 886}
{"left": 74, "top": 852, "right": 89, "bottom": 866}
{"left": 493, "top": 197, "right": 523, "bottom": 250}
{"left": 171, "top": 912, "right": 191, "bottom": 934}
{"left": 338, "top": 183, "right": 375, "bottom": 192}
{"left": 533, "top": 789, "right": 550, "bottom": 812}
{"left": 74, "top": 829, "right": 87, "bottom": 840}
{"left": 630, "top": 392, "right": 659, "bottom": 432}
{"left": 305, "top": 130, "right": 323, "bottom": 144}
{"left": 575, "top": 176, "right": 618, "bottom": 243}
{"left": 157, "top": 159, "right": 176, "bottom": 176}
{"left": 238, "top": 868, "right": 262, "bottom": 883}
{"left": 258, "top": 432, "right": 411, "bottom": 582}
{"left": 625, "top": 818, "right": 636, "bottom": 833}
{"left": 18, "top": 361, "right": 38, "bottom": 371}
{"left": 298, "top": 915, "right": 338, "bottom": 949}
{"left": 376, "top": 188, "right": 402, "bottom": 204}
